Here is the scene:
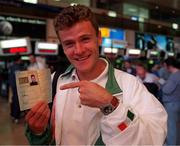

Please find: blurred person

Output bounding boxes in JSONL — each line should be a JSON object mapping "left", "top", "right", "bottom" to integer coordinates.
{"left": 158, "top": 61, "right": 171, "bottom": 82}
{"left": 8, "top": 55, "right": 25, "bottom": 123}
{"left": 122, "top": 59, "right": 136, "bottom": 76}
{"left": 162, "top": 57, "right": 180, "bottom": 145}
{"left": 136, "top": 62, "right": 159, "bottom": 84}
{"left": 28, "top": 54, "right": 47, "bottom": 70}
{"left": 151, "top": 63, "right": 161, "bottom": 77}
{"left": 25, "top": 5, "right": 167, "bottom": 145}
{"left": 135, "top": 62, "right": 160, "bottom": 97}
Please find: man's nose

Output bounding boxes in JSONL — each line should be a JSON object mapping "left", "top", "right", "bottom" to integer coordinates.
{"left": 74, "top": 43, "right": 85, "bottom": 55}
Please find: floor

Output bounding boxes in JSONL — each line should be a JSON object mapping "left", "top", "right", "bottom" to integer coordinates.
{"left": 0, "top": 96, "right": 29, "bottom": 145}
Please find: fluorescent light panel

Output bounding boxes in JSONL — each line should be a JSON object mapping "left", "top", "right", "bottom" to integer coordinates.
{"left": 128, "top": 49, "right": 141, "bottom": 55}
{"left": 150, "top": 51, "right": 158, "bottom": 55}
{"left": 0, "top": 38, "right": 27, "bottom": 48}
{"left": 21, "top": 56, "right": 30, "bottom": 60}
{"left": 23, "top": 0, "right": 37, "bottom": 4}
{"left": 104, "top": 48, "right": 118, "bottom": 53}
{"left": 131, "top": 16, "right": 138, "bottom": 21}
{"left": 107, "top": 11, "right": 117, "bottom": 17}
{"left": 168, "top": 52, "right": 174, "bottom": 56}
{"left": 37, "top": 43, "right": 58, "bottom": 50}
{"left": 112, "top": 48, "right": 118, "bottom": 53}
{"left": 104, "top": 48, "right": 112, "bottom": 53}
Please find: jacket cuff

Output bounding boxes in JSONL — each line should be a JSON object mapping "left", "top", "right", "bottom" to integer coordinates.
{"left": 25, "top": 123, "right": 52, "bottom": 145}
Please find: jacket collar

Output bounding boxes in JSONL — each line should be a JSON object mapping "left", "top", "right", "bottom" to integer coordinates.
{"left": 60, "top": 58, "right": 122, "bottom": 95}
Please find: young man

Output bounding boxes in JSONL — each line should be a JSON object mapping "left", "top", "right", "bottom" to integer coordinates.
{"left": 162, "top": 58, "right": 180, "bottom": 145}
{"left": 25, "top": 5, "right": 167, "bottom": 145}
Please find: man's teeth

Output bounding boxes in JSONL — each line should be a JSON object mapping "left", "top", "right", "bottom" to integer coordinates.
{"left": 77, "top": 57, "right": 88, "bottom": 61}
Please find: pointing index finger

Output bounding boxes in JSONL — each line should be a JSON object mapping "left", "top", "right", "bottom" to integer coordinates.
{"left": 60, "top": 82, "right": 81, "bottom": 90}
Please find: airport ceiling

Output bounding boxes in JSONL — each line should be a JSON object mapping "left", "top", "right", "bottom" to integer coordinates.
{"left": 99, "top": 0, "right": 180, "bottom": 23}
{"left": 107, "top": 0, "right": 180, "bottom": 10}
{"left": 135, "top": 0, "right": 180, "bottom": 10}
{"left": 0, "top": 0, "right": 179, "bottom": 36}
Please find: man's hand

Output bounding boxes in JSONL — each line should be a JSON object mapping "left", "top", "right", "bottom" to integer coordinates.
{"left": 60, "top": 80, "right": 113, "bottom": 108}
{"left": 25, "top": 101, "right": 50, "bottom": 135}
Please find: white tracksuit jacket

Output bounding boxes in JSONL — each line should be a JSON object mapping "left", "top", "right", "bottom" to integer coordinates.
{"left": 54, "top": 59, "right": 167, "bottom": 145}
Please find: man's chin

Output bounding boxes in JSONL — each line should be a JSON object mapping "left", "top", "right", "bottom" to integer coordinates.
{"left": 76, "top": 66, "right": 91, "bottom": 73}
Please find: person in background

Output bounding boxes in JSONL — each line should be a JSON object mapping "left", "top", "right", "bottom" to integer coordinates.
{"left": 25, "top": 4, "right": 167, "bottom": 145}
{"left": 122, "top": 59, "right": 136, "bottom": 76}
{"left": 161, "top": 57, "right": 180, "bottom": 145}
{"left": 158, "top": 61, "right": 171, "bottom": 82}
{"left": 8, "top": 55, "right": 25, "bottom": 123}
{"left": 136, "top": 62, "right": 159, "bottom": 84}
{"left": 135, "top": 62, "right": 160, "bottom": 98}
{"left": 28, "top": 54, "right": 47, "bottom": 70}
{"left": 158, "top": 51, "right": 170, "bottom": 82}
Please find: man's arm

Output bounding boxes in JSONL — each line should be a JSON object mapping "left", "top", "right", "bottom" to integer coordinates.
{"left": 25, "top": 101, "right": 54, "bottom": 145}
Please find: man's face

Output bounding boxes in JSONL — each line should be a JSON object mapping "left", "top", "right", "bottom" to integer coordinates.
{"left": 58, "top": 21, "right": 102, "bottom": 74}
{"left": 124, "top": 62, "right": 131, "bottom": 69}
{"left": 136, "top": 66, "right": 146, "bottom": 79}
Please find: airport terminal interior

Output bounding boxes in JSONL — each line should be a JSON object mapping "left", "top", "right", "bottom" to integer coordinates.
{"left": 0, "top": 0, "right": 180, "bottom": 145}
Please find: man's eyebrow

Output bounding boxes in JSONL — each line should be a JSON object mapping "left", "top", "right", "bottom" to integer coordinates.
{"left": 61, "top": 34, "right": 93, "bottom": 44}
{"left": 80, "top": 34, "right": 92, "bottom": 38}
{"left": 61, "top": 39, "right": 74, "bottom": 44}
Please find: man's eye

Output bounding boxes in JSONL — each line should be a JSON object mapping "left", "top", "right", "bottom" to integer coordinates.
{"left": 82, "top": 37, "right": 90, "bottom": 42}
{"left": 64, "top": 43, "right": 74, "bottom": 48}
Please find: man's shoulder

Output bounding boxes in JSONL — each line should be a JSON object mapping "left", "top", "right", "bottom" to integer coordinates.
{"left": 114, "top": 68, "right": 138, "bottom": 85}
{"left": 170, "top": 71, "right": 180, "bottom": 81}
{"left": 114, "top": 68, "right": 136, "bottom": 79}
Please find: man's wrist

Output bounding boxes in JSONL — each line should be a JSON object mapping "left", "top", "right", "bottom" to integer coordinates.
{"left": 100, "top": 96, "right": 119, "bottom": 115}
{"left": 30, "top": 126, "right": 47, "bottom": 136}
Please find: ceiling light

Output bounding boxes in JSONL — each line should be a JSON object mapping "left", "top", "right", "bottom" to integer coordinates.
{"left": 150, "top": 51, "right": 158, "bottom": 55}
{"left": 128, "top": 49, "right": 141, "bottom": 55}
{"left": 0, "top": 38, "right": 28, "bottom": 48}
{"left": 104, "top": 48, "right": 112, "bottom": 53}
{"left": 131, "top": 16, "right": 138, "bottom": 21}
{"left": 172, "top": 23, "right": 178, "bottom": 29}
{"left": 128, "top": 8, "right": 137, "bottom": 13}
{"left": 70, "top": 3, "right": 77, "bottom": 6}
{"left": 23, "top": 0, "right": 37, "bottom": 4}
{"left": 138, "top": 17, "right": 144, "bottom": 22}
{"left": 107, "top": 11, "right": 117, "bottom": 17}
{"left": 37, "top": 42, "right": 58, "bottom": 50}
{"left": 158, "top": 25, "right": 162, "bottom": 28}
{"left": 112, "top": 48, "right": 118, "bottom": 53}
{"left": 168, "top": 52, "right": 174, "bottom": 56}
{"left": 155, "top": 6, "right": 159, "bottom": 9}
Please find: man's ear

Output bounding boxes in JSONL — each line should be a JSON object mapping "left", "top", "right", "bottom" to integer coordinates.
{"left": 97, "top": 30, "right": 102, "bottom": 46}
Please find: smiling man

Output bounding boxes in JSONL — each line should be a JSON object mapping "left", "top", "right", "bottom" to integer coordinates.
{"left": 25, "top": 4, "right": 167, "bottom": 145}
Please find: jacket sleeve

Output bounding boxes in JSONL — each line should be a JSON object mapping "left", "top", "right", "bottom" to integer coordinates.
{"left": 100, "top": 74, "right": 167, "bottom": 145}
